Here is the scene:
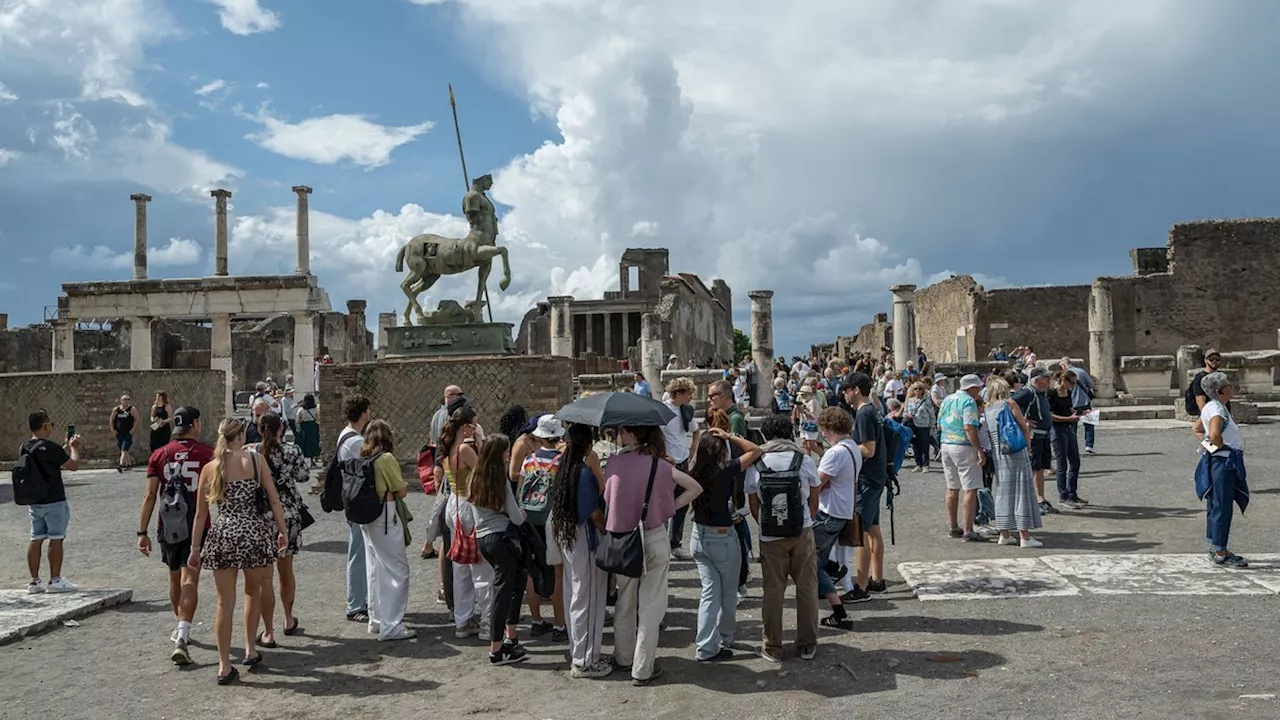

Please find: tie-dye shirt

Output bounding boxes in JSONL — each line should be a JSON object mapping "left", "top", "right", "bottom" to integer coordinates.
{"left": 938, "top": 391, "right": 980, "bottom": 445}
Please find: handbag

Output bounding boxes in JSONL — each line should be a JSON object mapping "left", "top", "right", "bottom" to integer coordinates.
{"left": 299, "top": 504, "right": 315, "bottom": 530}
{"left": 251, "top": 455, "right": 272, "bottom": 516}
{"left": 835, "top": 445, "right": 864, "bottom": 548}
{"left": 446, "top": 500, "right": 481, "bottom": 565}
{"left": 594, "top": 457, "right": 658, "bottom": 578}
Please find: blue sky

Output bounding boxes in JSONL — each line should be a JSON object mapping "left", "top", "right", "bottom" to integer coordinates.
{"left": 3, "top": 1, "right": 1280, "bottom": 357}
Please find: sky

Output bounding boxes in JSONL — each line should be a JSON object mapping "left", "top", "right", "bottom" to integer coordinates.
{"left": 3, "top": 1, "right": 1280, "bottom": 357}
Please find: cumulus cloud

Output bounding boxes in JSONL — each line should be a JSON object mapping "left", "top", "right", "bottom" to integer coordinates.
{"left": 59, "top": 237, "right": 203, "bottom": 269}
{"left": 243, "top": 109, "right": 433, "bottom": 168}
{"left": 208, "top": 0, "right": 280, "bottom": 35}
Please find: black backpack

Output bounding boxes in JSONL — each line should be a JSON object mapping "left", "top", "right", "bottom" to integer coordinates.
{"left": 1185, "top": 371, "right": 1206, "bottom": 416}
{"left": 755, "top": 451, "right": 806, "bottom": 537}
{"left": 157, "top": 451, "right": 192, "bottom": 545}
{"left": 341, "top": 450, "right": 387, "bottom": 525}
{"left": 321, "top": 429, "right": 360, "bottom": 513}
{"left": 11, "top": 446, "right": 49, "bottom": 506}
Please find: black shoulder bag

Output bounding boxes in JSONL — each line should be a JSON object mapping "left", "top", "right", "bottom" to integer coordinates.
{"left": 594, "top": 457, "right": 658, "bottom": 579}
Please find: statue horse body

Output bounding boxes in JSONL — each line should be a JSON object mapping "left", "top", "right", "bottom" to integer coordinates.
{"left": 394, "top": 228, "right": 510, "bottom": 325}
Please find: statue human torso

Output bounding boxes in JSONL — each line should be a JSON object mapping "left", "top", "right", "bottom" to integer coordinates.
{"left": 463, "top": 189, "right": 498, "bottom": 242}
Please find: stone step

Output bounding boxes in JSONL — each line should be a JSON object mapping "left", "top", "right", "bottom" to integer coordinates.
{"left": 1098, "top": 406, "right": 1175, "bottom": 421}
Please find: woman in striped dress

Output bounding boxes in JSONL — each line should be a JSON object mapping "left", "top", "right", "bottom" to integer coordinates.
{"left": 982, "top": 377, "right": 1043, "bottom": 548}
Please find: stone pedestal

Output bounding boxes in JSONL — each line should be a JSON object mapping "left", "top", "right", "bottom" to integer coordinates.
{"left": 130, "top": 193, "right": 151, "bottom": 281}
{"left": 211, "top": 313, "right": 233, "bottom": 414}
{"left": 212, "top": 189, "right": 231, "bottom": 277}
{"left": 640, "top": 313, "right": 663, "bottom": 400}
{"left": 385, "top": 323, "right": 515, "bottom": 358}
{"left": 748, "top": 290, "right": 774, "bottom": 409}
{"left": 292, "top": 313, "right": 316, "bottom": 394}
{"left": 549, "top": 295, "right": 574, "bottom": 358}
{"left": 890, "top": 284, "right": 917, "bottom": 372}
{"left": 1118, "top": 355, "right": 1174, "bottom": 397}
{"left": 52, "top": 321, "right": 74, "bottom": 373}
{"left": 1087, "top": 279, "right": 1117, "bottom": 399}
{"left": 129, "top": 317, "right": 153, "bottom": 370}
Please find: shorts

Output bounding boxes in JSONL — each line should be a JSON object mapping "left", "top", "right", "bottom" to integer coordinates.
{"left": 1030, "top": 435, "right": 1052, "bottom": 471}
{"left": 116, "top": 433, "right": 133, "bottom": 451}
{"left": 856, "top": 482, "right": 884, "bottom": 527}
{"left": 160, "top": 540, "right": 192, "bottom": 572}
{"left": 29, "top": 501, "right": 70, "bottom": 541}
{"left": 941, "top": 444, "right": 984, "bottom": 491}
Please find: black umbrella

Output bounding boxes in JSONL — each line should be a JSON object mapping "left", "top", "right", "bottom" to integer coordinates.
{"left": 555, "top": 391, "right": 675, "bottom": 428}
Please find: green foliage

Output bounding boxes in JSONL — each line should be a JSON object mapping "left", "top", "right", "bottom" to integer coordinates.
{"left": 733, "top": 328, "right": 752, "bottom": 360}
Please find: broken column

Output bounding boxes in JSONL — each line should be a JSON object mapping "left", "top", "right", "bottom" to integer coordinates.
{"left": 131, "top": 193, "right": 152, "bottom": 281}
{"left": 211, "top": 313, "right": 233, "bottom": 414}
{"left": 292, "top": 313, "right": 316, "bottom": 395}
{"left": 1176, "top": 345, "right": 1204, "bottom": 394}
{"left": 129, "top": 317, "right": 153, "bottom": 370}
{"left": 640, "top": 312, "right": 663, "bottom": 399}
{"left": 293, "top": 185, "right": 312, "bottom": 275}
{"left": 890, "top": 284, "right": 917, "bottom": 372}
{"left": 52, "top": 320, "right": 75, "bottom": 372}
{"left": 211, "top": 188, "right": 232, "bottom": 276}
{"left": 377, "top": 312, "right": 396, "bottom": 357}
{"left": 748, "top": 290, "right": 774, "bottom": 409}
{"left": 1087, "top": 278, "right": 1117, "bottom": 399}
{"left": 548, "top": 295, "right": 574, "bottom": 358}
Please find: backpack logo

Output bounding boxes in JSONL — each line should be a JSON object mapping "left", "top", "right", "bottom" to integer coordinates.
{"left": 756, "top": 451, "right": 805, "bottom": 538}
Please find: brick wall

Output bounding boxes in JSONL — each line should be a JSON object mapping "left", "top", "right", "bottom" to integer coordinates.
{"left": 0, "top": 369, "right": 226, "bottom": 461}
{"left": 974, "top": 286, "right": 1090, "bottom": 361}
{"left": 914, "top": 275, "right": 978, "bottom": 363}
{"left": 316, "top": 355, "right": 575, "bottom": 459}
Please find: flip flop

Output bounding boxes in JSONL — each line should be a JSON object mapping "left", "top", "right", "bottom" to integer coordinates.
{"left": 255, "top": 632, "right": 278, "bottom": 649}
{"left": 217, "top": 667, "right": 240, "bottom": 685}
{"left": 283, "top": 618, "right": 301, "bottom": 636}
{"left": 242, "top": 652, "right": 264, "bottom": 667}
{"left": 420, "top": 548, "right": 438, "bottom": 559}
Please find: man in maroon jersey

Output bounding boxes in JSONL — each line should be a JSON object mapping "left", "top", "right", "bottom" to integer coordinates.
{"left": 137, "top": 407, "right": 213, "bottom": 666}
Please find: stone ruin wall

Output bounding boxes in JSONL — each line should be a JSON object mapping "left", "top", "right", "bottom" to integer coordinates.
{"left": 973, "top": 285, "right": 1091, "bottom": 362}
{"left": 655, "top": 275, "right": 734, "bottom": 367}
{"left": 913, "top": 275, "right": 978, "bottom": 363}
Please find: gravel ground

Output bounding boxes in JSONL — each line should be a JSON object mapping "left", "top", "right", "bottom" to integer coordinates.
{"left": 2, "top": 423, "right": 1279, "bottom": 720}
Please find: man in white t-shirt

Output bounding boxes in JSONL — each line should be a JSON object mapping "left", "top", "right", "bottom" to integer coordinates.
{"left": 339, "top": 395, "right": 371, "bottom": 623}
{"left": 746, "top": 415, "right": 822, "bottom": 662}
{"left": 812, "top": 406, "right": 861, "bottom": 631}
{"left": 663, "top": 377, "right": 700, "bottom": 561}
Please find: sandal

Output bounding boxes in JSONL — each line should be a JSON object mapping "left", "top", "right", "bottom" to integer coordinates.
{"left": 255, "top": 632, "right": 279, "bottom": 649}
{"left": 217, "top": 667, "right": 240, "bottom": 686}
{"left": 420, "top": 546, "right": 438, "bottom": 559}
{"left": 347, "top": 611, "right": 369, "bottom": 623}
{"left": 242, "top": 652, "right": 264, "bottom": 667}
{"left": 283, "top": 618, "right": 301, "bottom": 636}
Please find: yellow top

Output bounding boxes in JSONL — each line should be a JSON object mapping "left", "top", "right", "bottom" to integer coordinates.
{"left": 373, "top": 453, "right": 407, "bottom": 497}
{"left": 444, "top": 464, "right": 472, "bottom": 497}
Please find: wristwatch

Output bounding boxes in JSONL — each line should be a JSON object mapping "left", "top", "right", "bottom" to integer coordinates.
{"left": 137, "top": 530, "right": 148, "bottom": 537}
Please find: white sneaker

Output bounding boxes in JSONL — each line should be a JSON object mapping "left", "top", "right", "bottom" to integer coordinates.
{"left": 27, "top": 580, "right": 44, "bottom": 594}
{"left": 454, "top": 618, "right": 482, "bottom": 639}
{"left": 570, "top": 660, "right": 614, "bottom": 679}
{"left": 976, "top": 525, "right": 998, "bottom": 539}
{"left": 379, "top": 626, "right": 417, "bottom": 642}
{"left": 1020, "top": 537, "right": 1044, "bottom": 549}
{"left": 997, "top": 536, "right": 1019, "bottom": 546}
{"left": 46, "top": 577, "right": 77, "bottom": 593}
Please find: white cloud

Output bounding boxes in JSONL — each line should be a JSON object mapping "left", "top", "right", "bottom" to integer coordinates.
{"left": 255, "top": 82, "right": 270, "bottom": 89}
{"left": 195, "top": 79, "right": 228, "bottom": 96}
{"left": 208, "top": 0, "right": 280, "bottom": 35}
{"left": 149, "top": 237, "right": 203, "bottom": 266}
{"left": 244, "top": 109, "right": 434, "bottom": 168}
{"left": 0, "top": 149, "right": 18, "bottom": 166}
{"left": 59, "top": 237, "right": 203, "bottom": 270}
{"left": 0, "top": 82, "right": 16, "bottom": 102}
{"left": 50, "top": 104, "right": 98, "bottom": 160}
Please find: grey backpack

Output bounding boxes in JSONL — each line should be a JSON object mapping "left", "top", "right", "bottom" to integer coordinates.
{"left": 158, "top": 454, "right": 191, "bottom": 545}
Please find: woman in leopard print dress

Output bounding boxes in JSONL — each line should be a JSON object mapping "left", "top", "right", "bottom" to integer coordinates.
{"left": 249, "top": 412, "right": 311, "bottom": 647}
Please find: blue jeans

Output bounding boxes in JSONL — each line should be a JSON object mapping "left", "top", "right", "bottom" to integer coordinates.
{"left": 811, "top": 512, "right": 845, "bottom": 598}
{"left": 1052, "top": 423, "right": 1081, "bottom": 500}
{"left": 1205, "top": 455, "right": 1238, "bottom": 551}
{"left": 691, "top": 525, "right": 740, "bottom": 659}
{"left": 734, "top": 520, "right": 751, "bottom": 588}
{"left": 1078, "top": 417, "right": 1096, "bottom": 450}
{"left": 347, "top": 521, "right": 368, "bottom": 614}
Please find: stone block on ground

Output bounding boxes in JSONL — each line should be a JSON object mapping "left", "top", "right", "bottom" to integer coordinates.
{"left": 0, "top": 588, "right": 132, "bottom": 644}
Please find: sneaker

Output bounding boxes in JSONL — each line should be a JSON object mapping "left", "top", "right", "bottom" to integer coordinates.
{"left": 1039, "top": 500, "right": 1060, "bottom": 515}
{"left": 920, "top": 465, "right": 930, "bottom": 474}
{"left": 1072, "top": 496, "right": 1090, "bottom": 506}
{"left": 962, "top": 531, "right": 988, "bottom": 543}
{"left": 671, "top": 546, "right": 693, "bottom": 561}
{"left": 1061, "top": 499, "right": 1082, "bottom": 510}
{"left": 551, "top": 627, "right": 568, "bottom": 643}
{"left": 46, "top": 577, "right": 77, "bottom": 593}
{"left": 976, "top": 525, "right": 998, "bottom": 538}
{"left": 841, "top": 586, "right": 871, "bottom": 604}
{"left": 698, "top": 647, "right": 734, "bottom": 662}
{"left": 1020, "top": 537, "right": 1044, "bottom": 549}
{"left": 489, "top": 644, "right": 529, "bottom": 666}
{"left": 1084, "top": 447, "right": 1095, "bottom": 454}
{"left": 997, "top": 536, "right": 1019, "bottom": 546}
{"left": 171, "top": 639, "right": 192, "bottom": 665}
{"left": 820, "top": 613, "right": 854, "bottom": 631}
{"left": 1211, "top": 552, "right": 1249, "bottom": 568}
{"left": 570, "top": 660, "right": 613, "bottom": 678}
{"left": 798, "top": 644, "right": 817, "bottom": 661}
{"left": 948, "top": 528, "right": 964, "bottom": 539}
{"left": 760, "top": 647, "right": 784, "bottom": 663}
{"left": 866, "top": 578, "right": 887, "bottom": 594}
{"left": 910, "top": 466, "right": 920, "bottom": 474}
{"left": 631, "top": 666, "right": 665, "bottom": 687}
{"left": 454, "top": 618, "right": 482, "bottom": 639}
{"left": 379, "top": 627, "right": 417, "bottom": 642}
{"left": 27, "top": 579, "right": 44, "bottom": 594}
{"left": 530, "top": 620, "right": 552, "bottom": 637}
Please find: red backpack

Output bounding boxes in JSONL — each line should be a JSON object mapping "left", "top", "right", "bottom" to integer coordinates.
{"left": 417, "top": 444, "right": 436, "bottom": 494}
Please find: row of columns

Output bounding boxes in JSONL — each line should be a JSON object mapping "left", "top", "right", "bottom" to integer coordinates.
{"left": 546, "top": 300, "right": 639, "bottom": 359}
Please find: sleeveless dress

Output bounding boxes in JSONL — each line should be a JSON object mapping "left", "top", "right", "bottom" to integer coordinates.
{"left": 150, "top": 405, "right": 171, "bottom": 452}
{"left": 295, "top": 407, "right": 322, "bottom": 459}
{"left": 252, "top": 443, "right": 309, "bottom": 556}
{"left": 202, "top": 475, "right": 279, "bottom": 571}
{"left": 984, "top": 401, "right": 1042, "bottom": 532}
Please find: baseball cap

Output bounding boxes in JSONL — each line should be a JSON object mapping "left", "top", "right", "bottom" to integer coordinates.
{"left": 960, "top": 374, "right": 983, "bottom": 391}
{"left": 173, "top": 406, "right": 201, "bottom": 429}
{"left": 532, "top": 415, "right": 566, "bottom": 439}
{"left": 841, "top": 371, "right": 872, "bottom": 395}
{"left": 1206, "top": 348, "right": 1221, "bottom": 359}
{"left": 1029, "top": 366, "right": 1050, "bottom": 380}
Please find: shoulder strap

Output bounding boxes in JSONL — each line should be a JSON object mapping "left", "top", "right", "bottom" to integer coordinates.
{"left": 787, "top": 450, "right": 804, "bottom": 472}
{"left": 251, "top": 452, "right": 259, "bottom": 482}
{"left": 639, "top": 457, "right": 659, "bottom": 523}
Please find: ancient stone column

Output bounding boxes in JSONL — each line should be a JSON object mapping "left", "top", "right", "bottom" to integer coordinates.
{"left": 129, "top": 317, "right": 153, "bottom": 370}
{"left": 292, "top": 313, "right": 316, "bottom": 395}
{"left": 1176, "top": 345, "right": 1204, "bottom": 393}
{"left": 377, "top": 312, "right": 396, "bottom": 358}
{"left": 52, "top": 321, "right": 75, "bottom": 372}
{"left": 211, "top": 313, "right": 234, "bottom": 414}
{"left": 292, "top": 185, "right": 312, "bottom": 275}
{"left": 604, "top": 311, "right": 615, "bottom": 359}
{"left": 548, "top": 296, "right": 574, "bottom": 358}
{"left": 748, "top": 290, "right": 774, "bottom": 409}
{"left": 890, "top": 284, "right": 918, "bottom": 372}
{"left": 640, "top": 313, "right": 664, "bottom": 400}
{"left": 211, "top": 189, "right": 232, "bottom": 276}
{"left": 1087, "top": 279, "right": 1117, "bottom": 399}
{"left": 130, "top": 193, "right": 152, "bottom": 281}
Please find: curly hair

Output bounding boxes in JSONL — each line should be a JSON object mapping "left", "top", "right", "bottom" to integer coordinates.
{"left": 498, "top": 405, "right": 528, "bottom": 439}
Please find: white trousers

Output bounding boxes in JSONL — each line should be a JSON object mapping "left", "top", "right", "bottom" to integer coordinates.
{"left": 361, "top": 502, "right": 410, "bottom": 640}
{"left": 615, "top": 527, "right": 671, "bottom": 681}
{"left": 561, "top": 524, "right": 608, "bottom": 668}
{"left": 446, "top": 495, "right": 493, "bottom": 627}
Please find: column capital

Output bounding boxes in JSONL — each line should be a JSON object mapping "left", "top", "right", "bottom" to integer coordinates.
{"left": 291, "top": 185, "right": 313, "bottom": 195}
{"left": 547, "top": 295, "right": 575, "bottom": 304}
{"left": 211, "top": 188, "right": 233, "bottom": 199}
{"left": 130, "top": 193, "right": 153, "bottom": 203}
{"left": 747, "top": 290, "right": 774, "bottom": 301}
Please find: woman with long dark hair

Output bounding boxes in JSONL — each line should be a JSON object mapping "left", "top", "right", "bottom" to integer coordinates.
{"left": 440, "top": 405, "right": 492, "bottom": 639}
{"left": 469, "top": 433, "right": 530, "bottom": 665}
{"left": 294, "top": 394, "right": 322, "bottom": 467}
{"left": 357, "top": 420, "right": 415, "bottom": 641}
{"left": 605, "top": 425, "right": 702, "bottom": 686}
{"left": 549, "top": 423, "right": 610, "bottom": 678}
{"left": 687, "top": 427, "right": 762, "bottom": 661}
{"left": 249, "top": 412, "right": 310, "bottom": 646}
{"left": 150, "top": 391, "right": 173, "bottom": 453}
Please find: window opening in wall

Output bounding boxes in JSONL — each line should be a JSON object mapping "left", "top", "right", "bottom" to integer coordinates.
{"left": 628, "top": 265, "right": 640, "bottom": 293}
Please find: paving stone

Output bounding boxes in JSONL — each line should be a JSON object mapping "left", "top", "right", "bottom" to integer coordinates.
{"left": 0, "top": 588, "right": 132, "bottom": 644}
{"left": 897, "top": 558, "right": 1080, "bottom": 601}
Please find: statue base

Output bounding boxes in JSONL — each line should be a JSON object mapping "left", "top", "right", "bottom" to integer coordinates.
{"left": 386, "top": 323, "right": 515, "bottom": 358}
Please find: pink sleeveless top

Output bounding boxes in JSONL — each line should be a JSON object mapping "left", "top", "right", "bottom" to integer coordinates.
{"left": 604, "top": 451, "right": 676, "bottom": 532}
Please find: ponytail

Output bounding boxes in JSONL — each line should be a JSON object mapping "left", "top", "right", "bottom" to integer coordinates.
{"left": 439, "top": 405, "right": 477, "bottom": 462}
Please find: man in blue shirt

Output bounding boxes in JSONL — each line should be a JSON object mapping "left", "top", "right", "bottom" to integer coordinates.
{"left": 1060, "top": 358, "right": 1096, "bottom": 453}
{"left": 633, "top": 372, "right": 652, "bottom": 398}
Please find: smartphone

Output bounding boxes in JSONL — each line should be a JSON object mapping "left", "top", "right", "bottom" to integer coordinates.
{"left": 66, "top": 425, "right": 75, "bottom": 440}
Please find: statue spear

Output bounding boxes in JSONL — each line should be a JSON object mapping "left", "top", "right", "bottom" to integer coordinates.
{"left": 449, "top": 84, "right": 493, "bottom": 324}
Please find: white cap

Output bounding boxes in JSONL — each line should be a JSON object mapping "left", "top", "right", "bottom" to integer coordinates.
{"left": 532, "top": 415, "right": 565, "bottom": 439}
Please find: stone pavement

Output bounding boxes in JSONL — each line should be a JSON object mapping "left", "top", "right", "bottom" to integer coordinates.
{"left": 2, "top": 423, "right": 1280, "bottom": 719}
{"left": 0, "top": 588, "right": 132, "bottom": 643}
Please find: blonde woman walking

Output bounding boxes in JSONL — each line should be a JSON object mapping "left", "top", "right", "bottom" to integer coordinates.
{"left": 982, "top": 377, "right": 1042, "bottom": 548}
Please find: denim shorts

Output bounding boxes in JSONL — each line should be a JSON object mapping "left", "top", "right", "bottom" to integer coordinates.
{"left": 29, "top": 501, "right": 71, "bottom": 541}
{"left": 856, "top": 482, "right": 884, "bottom": 527}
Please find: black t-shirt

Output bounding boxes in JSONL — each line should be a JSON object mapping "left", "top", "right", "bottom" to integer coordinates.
{"left": 1049, "top": 393, "right": 1075, "bottom": 422}
{"left": 694, "top": 459, "right": 739, "bottom": 527}
{"left": 853, "top": 403, "right": 888, "bottom": 487}
{"left": 20, "top": 438, "right": 69, "bottom": 504}
{"left": 1191, "top": 371, "right": 1208, "bottom": 403}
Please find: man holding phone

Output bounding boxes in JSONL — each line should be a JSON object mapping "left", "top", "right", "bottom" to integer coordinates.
{"left": 20, "top": 410, "right": 81, "bottom": 594}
